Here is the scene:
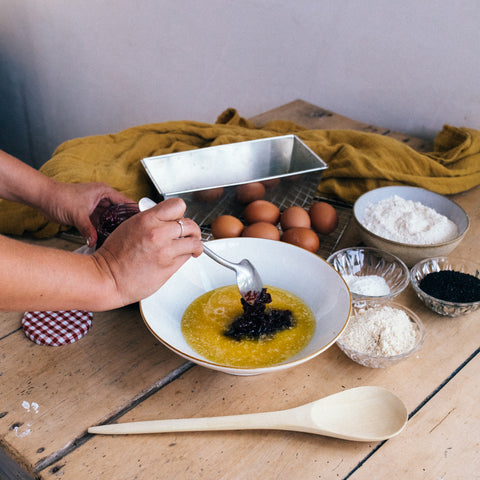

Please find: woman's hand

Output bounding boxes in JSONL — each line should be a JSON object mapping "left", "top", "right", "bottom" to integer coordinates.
{"left": 40, "top": 181, "right": 132, "bottom": 246}
{"left": 0, "top": 149, "right": 136, "bottom": 245}
{"left": 0, "top": 150, "right": 204, "bottom": 311}
{"left": 91, "top": 198, "right": 203, "bottom": 307}
{"left": 0, "top": 149, "right": 132, "bottom": 245}
{"left": 0, "top": 198, "right": 202, "bottom": 312}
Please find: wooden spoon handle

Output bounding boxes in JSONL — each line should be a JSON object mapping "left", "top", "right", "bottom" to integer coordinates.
{"left": 88, "top": 411, "right": 282, "bottom": 435}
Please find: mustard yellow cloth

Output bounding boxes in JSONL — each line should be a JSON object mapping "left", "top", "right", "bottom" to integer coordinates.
{"left": 1, "top": 108, "right": 479, "bottom": 238}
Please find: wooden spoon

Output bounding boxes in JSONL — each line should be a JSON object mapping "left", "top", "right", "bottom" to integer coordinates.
{"left": 88, "top": 386, "right": 407, "bottom": 442}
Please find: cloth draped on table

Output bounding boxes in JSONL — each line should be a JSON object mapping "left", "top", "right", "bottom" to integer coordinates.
{"left": 1, "top": 108, "right": 479, "bottom": 238}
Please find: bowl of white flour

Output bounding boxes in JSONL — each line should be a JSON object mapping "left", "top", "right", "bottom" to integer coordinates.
{"left": 353, "top": 186, "right": 469, "bottom": 267}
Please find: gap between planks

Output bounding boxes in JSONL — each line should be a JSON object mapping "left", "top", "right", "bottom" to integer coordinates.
{"left": 34, "top": 345, "right": 480, "bottom": 477}
{"left": 34, "top": 361, "right": 195, "bottom": 474}
{"left": 342, "top": 345, "right": 480, "bottom": 479}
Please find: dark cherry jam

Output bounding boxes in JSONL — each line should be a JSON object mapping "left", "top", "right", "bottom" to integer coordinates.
{"left": 224, "top": 288, "right": 295, "bottom": 341}
{"left": 95, "top": 203, "right": 139, "bottom": 248}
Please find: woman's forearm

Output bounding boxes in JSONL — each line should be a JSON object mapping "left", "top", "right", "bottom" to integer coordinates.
{"left": 0, "top": 235, "right": 119, "bottom": 312}
{"left": 0, "top": 196, "right": 204, "bottom": 313}
{"left": 0, "top": 149, "right": 55, "bottom": 208}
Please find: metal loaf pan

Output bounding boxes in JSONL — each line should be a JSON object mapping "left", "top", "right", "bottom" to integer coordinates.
{"left": 141, "top": 135, "right": 328, "bottom": 227}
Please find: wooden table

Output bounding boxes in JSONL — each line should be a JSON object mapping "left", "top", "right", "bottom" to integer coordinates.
{"left": 1, "top": 100, "right": 479, "bottom": 479}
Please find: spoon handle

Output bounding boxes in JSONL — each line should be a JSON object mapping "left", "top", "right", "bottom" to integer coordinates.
{"left": 201, "top": 243, "right": 237, "bottom": 272}
{"left": 89, "top": 410, "right": 285, "bottom": 435}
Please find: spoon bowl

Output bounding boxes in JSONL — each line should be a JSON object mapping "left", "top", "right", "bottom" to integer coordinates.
{"left": 201, "top": 243, "right": 264, "bottom": 304}
{"left": 88, "top": 386, "right": 407, "bottom": 442}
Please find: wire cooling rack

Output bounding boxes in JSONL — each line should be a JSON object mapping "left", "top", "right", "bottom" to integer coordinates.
{"left": 195, "top": 176, "right": 353, "bottom": 260}
{"left": 60, "top": 178, "right": 353, "bottom": 260}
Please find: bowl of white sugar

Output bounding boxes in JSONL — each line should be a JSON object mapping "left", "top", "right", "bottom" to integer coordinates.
{"left": 336, "top": 300, "right": 426, "bottom": 368}
{"left": 353, "top": 186, "right": 469, "bottom": 267}
{"left": 327, "top": 247, "right": 409, "bottom": 301}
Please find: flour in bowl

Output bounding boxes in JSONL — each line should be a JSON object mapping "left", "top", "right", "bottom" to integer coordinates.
{"left": 362, "top": 195, "right": 457, "bottom": 244}
{"left": 343, "top": 274, "right": 391, "bottom": 297}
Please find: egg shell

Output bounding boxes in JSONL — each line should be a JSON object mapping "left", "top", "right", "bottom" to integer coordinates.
{"left": 193, "top": 187, "right": 224, "bottom": 203}
{"left": 309, "top": 201, "right": 338, "bottom": 235}
{"left": 284, "top": 173, "right": 303, "bottom": 183}
{"left": 261, "top": 178, "right": 281, "bottom": 189}
{"left": 281, "top": 227, "right": 320, "bottom": 253}
{"left": 280, "top": 206, "right": 311, "bottom": 230}
{"left": 211, "top": 215, "right": 244, "bottom": 239}
{"left": 235, "top": 182, "right": 266, "bottom": 204}
{"left": 244, "top": 200, "right": 280, "bottom": 225}
{"left": 241, "top": 222, "right": 280, "bottom": 241}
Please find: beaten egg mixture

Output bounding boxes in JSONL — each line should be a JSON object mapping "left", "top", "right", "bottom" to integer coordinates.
{"left": 181, "top": 285, "right": 315, "bottom": 368}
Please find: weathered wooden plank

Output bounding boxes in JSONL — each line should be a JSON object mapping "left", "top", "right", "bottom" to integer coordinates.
{"left": 0, "top": 303, "right": 188, "bottom": 474}
{"left": 42, "top": 307, "right": 480, "bottom": 480}
{"left": 250, "top": 99, "right": 434, "bottom": 152}
{"left": 348, "top": 353, "right": 480, "bottom": 480}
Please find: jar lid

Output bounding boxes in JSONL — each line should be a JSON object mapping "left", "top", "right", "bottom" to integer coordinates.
{"left": 22, "top": 310, "right": 93, "bottom": 346}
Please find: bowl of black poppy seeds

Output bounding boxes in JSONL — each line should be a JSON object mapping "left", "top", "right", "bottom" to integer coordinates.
{"left": 410, "top": 257, "right": 480, "bottom": 317}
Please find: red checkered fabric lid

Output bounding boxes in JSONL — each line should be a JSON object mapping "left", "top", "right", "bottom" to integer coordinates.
{"left": 22, "top": 310, "right": 93, "bottom": 346}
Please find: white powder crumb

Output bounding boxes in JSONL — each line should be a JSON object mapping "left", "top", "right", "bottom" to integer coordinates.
{"left": 343, "top": 274, "right": 391, "bottom": 296}
{"left": 340, "top": 305, "right": 416, "bottom": 356}
{"left": 17, "top": 401, "right": 39, "bottom": 438}
{"left": 14, "top": 423, "right": 32, "bottom": 438}
{"left": 21, "top": 400, "right": 39, "bottom": 414}
{"left": 362, "top": 195, "right": 457, "bottom": 244}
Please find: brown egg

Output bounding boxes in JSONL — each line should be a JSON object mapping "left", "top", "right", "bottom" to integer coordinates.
{"left": 235, "top": 182, "right": 266, "bottom": 204}
{"left": 211, "top": 215, "right": 244, "bottom": 239}
{"left": 193, "top": 187, "right": 224, "bottom": 203}
{"left": 281, "top": 227, "right": 320, "bottom": 253}
{"left": 261, "top": 178, "right": 281, "bottom": 189}
{"left": 284, "top": 173, "right": 303, "bottom": 183}
{"left": 244, "top": 200, "right": 280, "bottom": 225}
{"left": 309, "top": 201, "right": 338, "bottom": 235}
{"left": 241, "top": 222, "right": 280, "bottom": 241}
{"left": 280, "top": 206, "right": 311, "bottom": 230}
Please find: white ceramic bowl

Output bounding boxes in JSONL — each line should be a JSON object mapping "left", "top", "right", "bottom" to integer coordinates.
{"left": 140, "top": 238, "right": 351, "bottom": 375}
{"left": 353, "top": 186, "right": 469, "bottom": 267}
{"left": 327, "top": 247, "right": 409, "bottom": 300}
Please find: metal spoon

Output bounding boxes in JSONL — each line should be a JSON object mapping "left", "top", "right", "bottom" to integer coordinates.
{"left": 88, "top": 386, "right": 408, "bottom": 442}
{"left": 138, "top": 197, "right": 264, "bottom": 304}
{"left": 201, "top": 243, "right": 264, "bottom": 304}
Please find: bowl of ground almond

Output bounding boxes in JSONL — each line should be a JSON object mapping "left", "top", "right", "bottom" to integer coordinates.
{"left": 410, "top": 257, "right": 480, "bottom": 317}
{"left": 336, "top": 300, "right": 426, "bottom": 368}
{"left": 353, "top": 186, "right": 469, "bottom": 267}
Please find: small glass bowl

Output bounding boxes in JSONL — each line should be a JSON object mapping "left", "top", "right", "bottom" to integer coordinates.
{"left": 327, "top": 247, "right": 409, "bottom": 300}
{"left": 336, "top": 300, "right": 426, "bottom": 368}
{"left": 410, "top": 257, "right": 480, "bottom": 317}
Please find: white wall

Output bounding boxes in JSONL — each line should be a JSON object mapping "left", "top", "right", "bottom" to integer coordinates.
{"left": 1, "top": 0, "right": 480, "bottom": 167}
